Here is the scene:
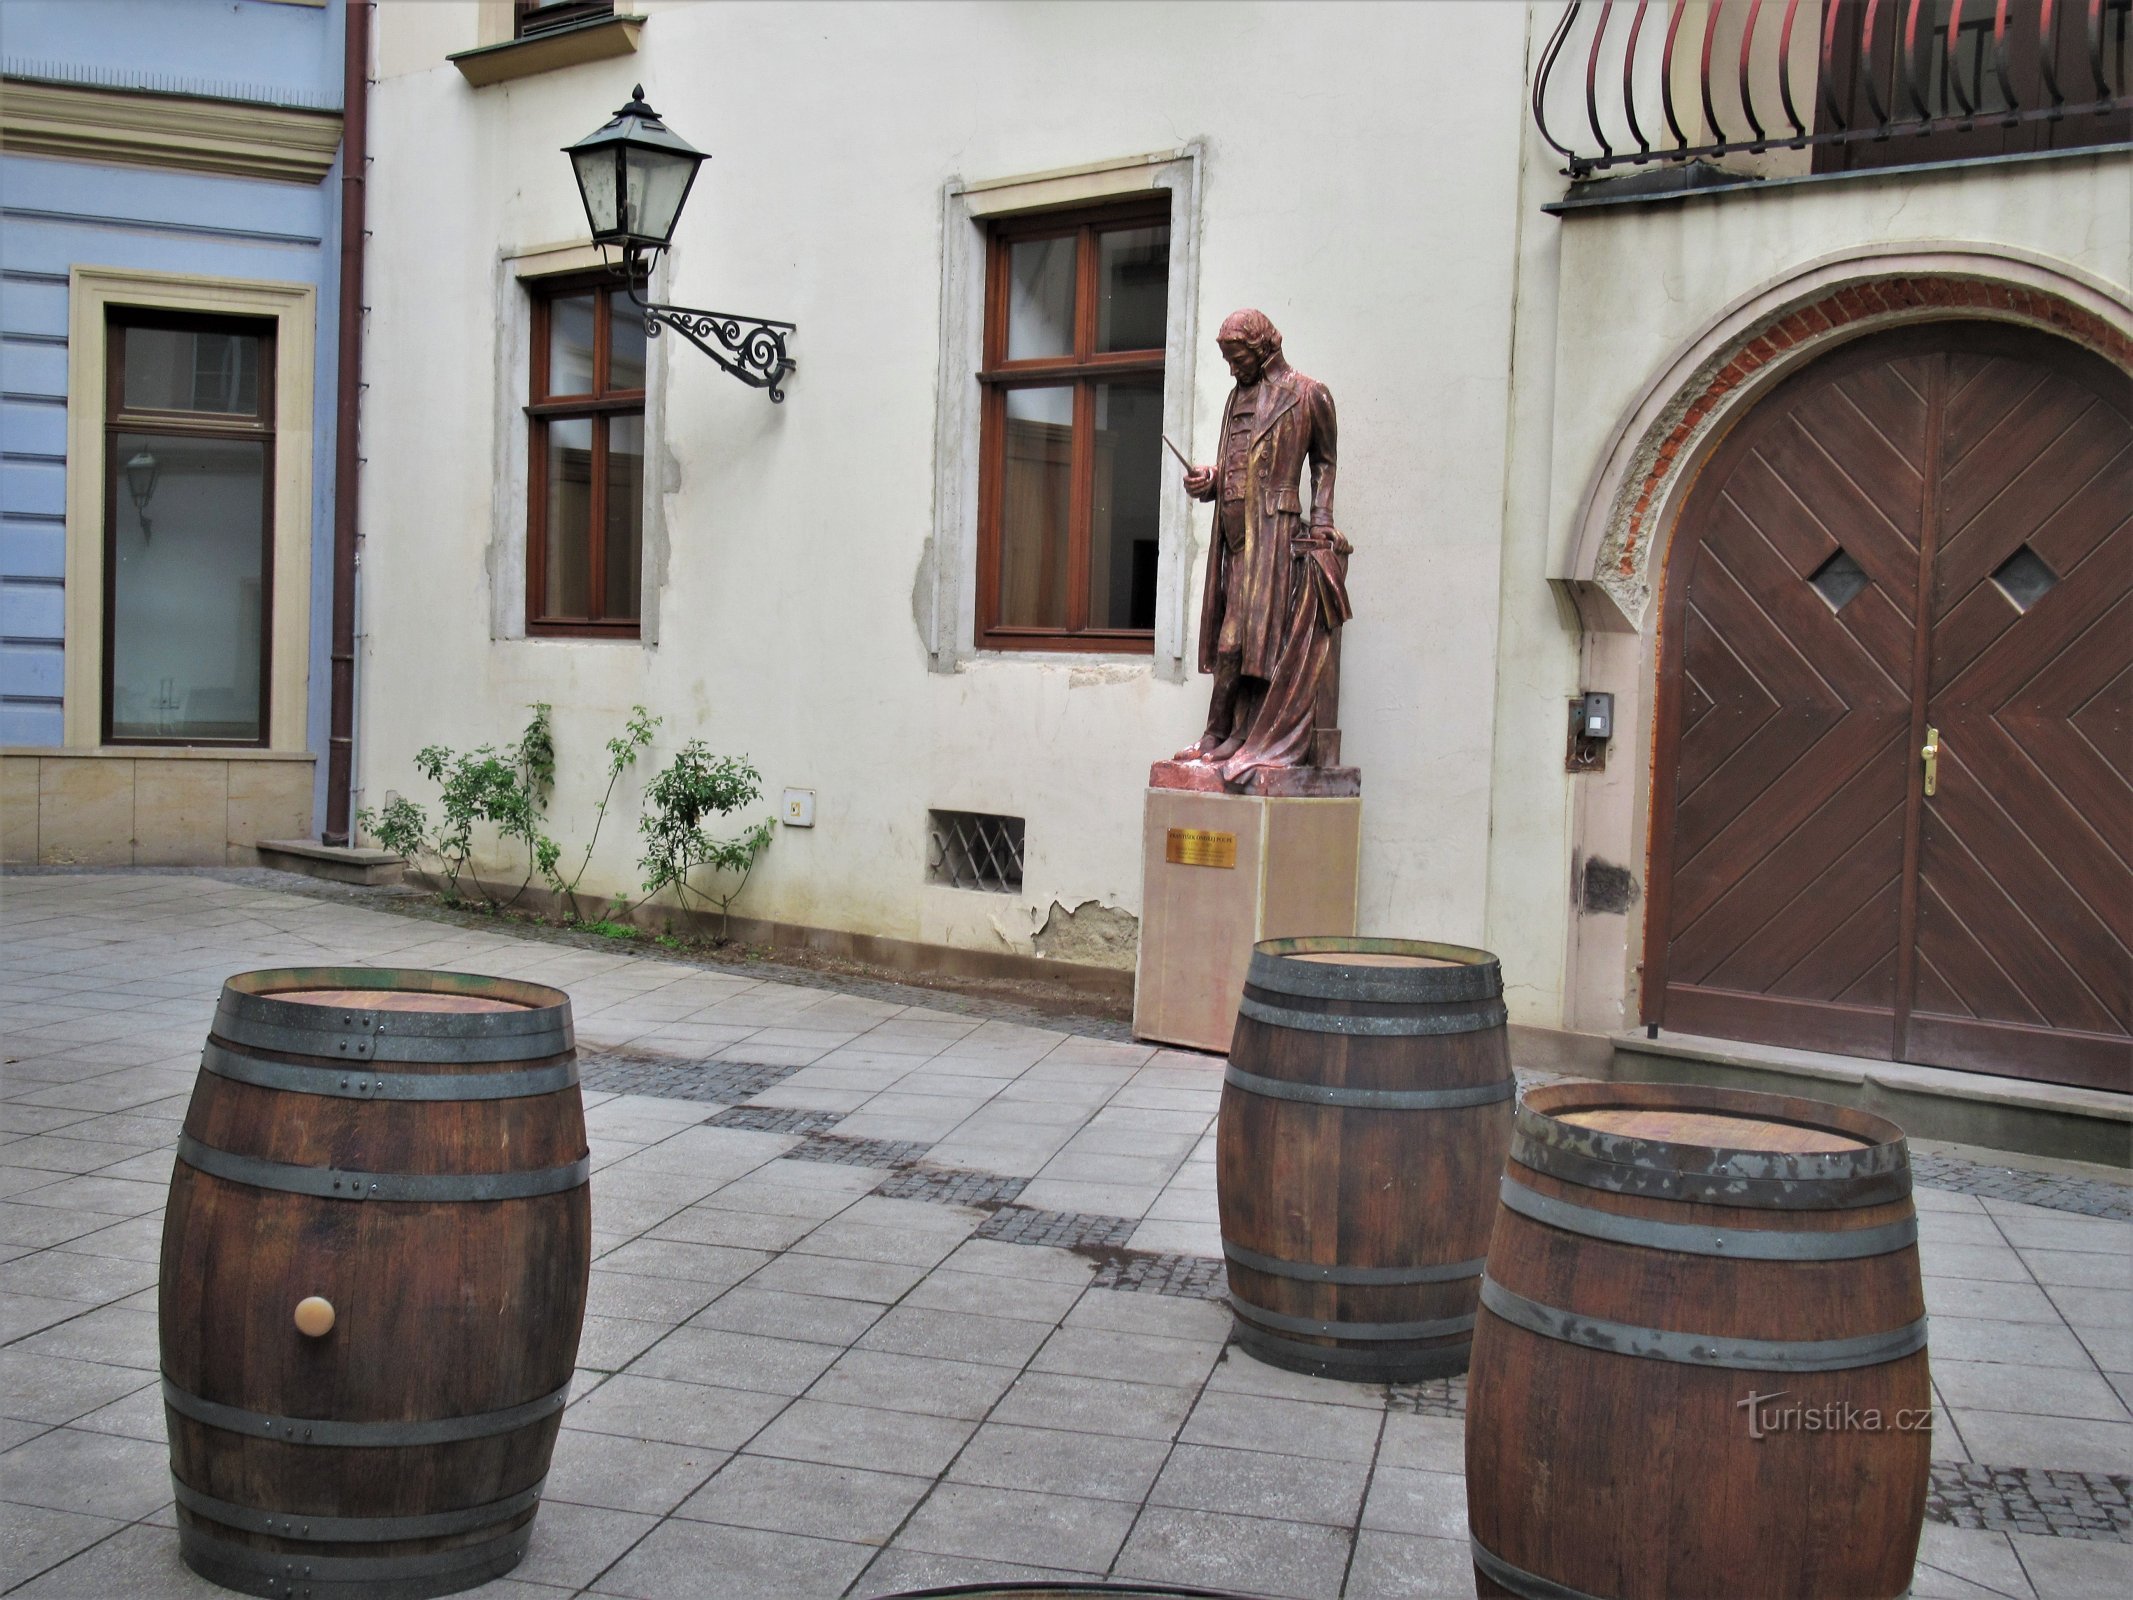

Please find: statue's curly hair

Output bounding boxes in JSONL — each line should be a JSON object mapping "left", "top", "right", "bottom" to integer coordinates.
{"left": 1216, "top": 308, "right": 1283, "bottom": 360}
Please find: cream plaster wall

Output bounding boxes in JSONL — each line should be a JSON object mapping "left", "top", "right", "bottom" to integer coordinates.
{"left": 357, "top": 1, "right": 1533, "bottom": 972}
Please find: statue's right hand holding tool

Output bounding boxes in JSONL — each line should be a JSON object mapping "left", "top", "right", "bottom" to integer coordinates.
{"left": 1165, "top": 434, "right": 1216, "bottom": 501}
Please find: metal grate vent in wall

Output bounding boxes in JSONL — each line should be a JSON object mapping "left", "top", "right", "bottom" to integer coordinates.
{"left": 928, "top": 811, "right": 1025, "bottom": 893}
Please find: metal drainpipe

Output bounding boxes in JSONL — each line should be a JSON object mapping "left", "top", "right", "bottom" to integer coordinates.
{"left": 323, "top": 0, "right": 370, "bottom": 844}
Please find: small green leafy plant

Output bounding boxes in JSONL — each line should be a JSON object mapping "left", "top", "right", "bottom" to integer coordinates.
{"left": 358, "top": 704, "right": 559, "bottom": 908}
{"left": 544, "top": 705, "right": 659, "bottom": 922}
{"left": 633, "top": 743, "right": 774, "bottom": 940}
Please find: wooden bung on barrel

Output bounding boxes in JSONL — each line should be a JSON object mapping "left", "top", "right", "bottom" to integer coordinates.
{"left": 1217, "top": 937, "right": 1514, "bottom": 1381}
{"left": 1466, "top": 1081, "right": 1929, "bottom": 1600}
{"left": 159, "top": 968, "right": 591, "bottom": 1600}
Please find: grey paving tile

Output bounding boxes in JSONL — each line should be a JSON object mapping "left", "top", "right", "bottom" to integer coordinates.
{"left": 1345, "top": 1529, "right": 1478, "bottom": 1599}
{"left": 687, "top": 1285, "right": 885, "bottom": 1347}
{"left": 2, "top": 1523, "right": 225, "bottom": 1599}
{"left": 0, "top": 1504, "right": 126, "bottom": 1592}
{"left": 591, "top": 1238, "right": 771, "bottom": 1286}
{"left": 544, "top": 1427, "right": 729, "bottom": 1513}
{"left": 1182, "top": 1390, "right": 1385, "bottom": 1464}
{"left": 1114, "top": 1504, "right": 1353, "bottom": 1600}
{"left": 1923, "top": 1277, "right": 2061, "bottom": 1322}
{"left": 1947, "top": 1409, "right": 2131, "bottom": 1475}
{"left": 7, "top": 1175, "right": 166, "bottom": 1218}
{"left": 1065, "top": 1287, "right": 1231, "bottom": 1343}
{"left": 1152, "top": 1441, "right": 1371, "bottom": 1526}
{"left": 1931, "top": 1359, "right": 2130, "bottom": 1421}
{"left": 1918, "top": 1243, "right": 2038, "bottom": 1284}
{"left": 989, "top": 1373, "right": 1198, "bottom": 1441}
{"left": 50, "top": 1213, "right": 163, "bottom": 1262}
{"left": 791, "top": 1219, "right": 970, "bottom": 1268}
{"left": 677, "top": 1454, "right": 931, "bottom": 1543}
{"left": 1360, "top": 1464, "right": 1469, "bottom": 1541}
{"left": 1927, "top": 1315, "right": 2098, "bottom": 1369}
{"left": 1029, "top": 1326, "right": 1224, "bottom": 1390}
{"left": 2019, "top": 1248, "right": 2133, "bottom": 1289}
{"left": 744, "top": 1399, "right": 976, "bottom": 1477}
{"left": 1908, "top": 1524, "right": 2034, "bottom": 1600}
{"left": 807, "top": 1348, "right": 1018, "bottom": 1421}
{"left": 0, "top": 1204, "right": 129, "bottom": 1250}
{"left": 584, "top": 1268, "right": 725, "bottom": 1327}
{"left": 509, "top": 1498, "right": 660, "bottom": 1591}
{"left": 589, "top": 1518, "right": 874, "bottom": 1600}
{"left": 1376, "top": 1412, "right": 1467, "bottom": 1475}
{"left": 746, "top": 1251, "right": 929, "bottom": 1304}
{"left": 857, "top": 1306, "right": 1056, "bottom": 1368}
{"left": 938, "top": 1237, "right": 1100, "bottom": 1284}
{"left": 626, "top": 1326, "right": 843, "bottom": 1396}
{"left": 563, "top": 1372, "right": 788, "bottom": 1451}
{"left": 62, "top": 1381, "right": 164, "bottom": 1444}
{"left": 575, "top": 1313, "right": 670, "bottom": 1372}
{"left": 852, "top": 1549, "right": 1103, "bottom": 1595}
{"left": 645, "top": 1205, "right": 818, "bottom": 1252}
{"left": 893, "top": 1481, "right": 1137, "bottom": 1572}
{"left": 1204, "top": 1346, "right": 1386, "bottom": 1410}
{"left": 0, "top": 1295, "right": 87, "bottom": 1343}
{"left": 0, "top": 1424, "right": 169, "bottom": 1519}
{"left": 902, "top": 1267, "right": 1085, "bottom": 1325}
{"left": 1979, "top": 1208, "right": 2128, "bottom": 1254}
{"left": 9, "top": 1306, "right": 158, "bottom": 1370}
{"left": 947, "top": 1421, "right": 1171, "bottom": 1503}
{"left": 0, "top": 1248, "right": 158, "bottom": 1307}
{"left": 2003, "top": 1532, "right": 2124, "bottom": 1599}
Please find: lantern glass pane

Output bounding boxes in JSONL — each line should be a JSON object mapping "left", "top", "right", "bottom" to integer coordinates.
{"left": 624, "top": 147, "right": 697, "bottom": 245}
{"left": 571, "top": 146, "right": 621, "bottom": 238}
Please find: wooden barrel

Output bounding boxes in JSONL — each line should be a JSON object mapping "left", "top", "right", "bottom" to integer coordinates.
{"left": 1466, "top": 1081, "right": 1929, "bottom": 1600}
{"left": 1216, "top": 936, "right": 1514, "bottom": 1381}
{"left": 158, "top": 967, "right": 591, "bottom": 1600}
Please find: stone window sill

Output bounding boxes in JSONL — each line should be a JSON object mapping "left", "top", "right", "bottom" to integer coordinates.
{"left": 449, "top": 16, "right": 643, "bottom": 89}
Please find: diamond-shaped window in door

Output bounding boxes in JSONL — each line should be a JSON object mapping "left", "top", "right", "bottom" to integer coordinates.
{"left": 1990, "top": 544, "right": 2059, "bottom": 612}
{"left": 1808, "top": 548, "right": 1870, "bottom": 610}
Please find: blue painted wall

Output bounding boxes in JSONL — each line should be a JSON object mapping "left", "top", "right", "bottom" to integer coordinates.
{"left": 0, "top": 0, "right": 342, "bottom": 829}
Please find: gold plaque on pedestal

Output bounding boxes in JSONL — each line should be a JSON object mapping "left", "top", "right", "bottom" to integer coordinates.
{"left": 1165, "top": 828, "right": 1238, "bottom": 869}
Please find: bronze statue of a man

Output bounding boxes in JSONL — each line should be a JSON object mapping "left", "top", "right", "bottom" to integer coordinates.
{"left": 1173, "top": 309, "right": 1351, "bottom": 789}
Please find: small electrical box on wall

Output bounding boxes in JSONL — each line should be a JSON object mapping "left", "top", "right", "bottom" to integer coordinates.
{"left": 781, "top": 789, "right": 816, "bottom": 827}
{"left": 1567, "top": 693, "right": 1613, "bottom": 773}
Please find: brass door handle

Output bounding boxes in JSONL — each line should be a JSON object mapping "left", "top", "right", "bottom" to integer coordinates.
{"left": 1921, "top": 727, "right": 1939, "bottom": 797}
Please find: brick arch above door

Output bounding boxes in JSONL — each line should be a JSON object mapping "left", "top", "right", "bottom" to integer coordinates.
{"left": 1642, "top": 321, "right": 2130, "bottom": 1091}
{"left": 1559, "top": 252, "right": 2132, "bottom": 634}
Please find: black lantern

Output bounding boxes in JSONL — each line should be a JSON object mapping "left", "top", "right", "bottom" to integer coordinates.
{"left": 564, "top": 87, "right": 795, "bottom": 402}
{"left": 564, "top": 85, "right": 705, "bottom": 256}
{"left": 124, "top": 449, "right": 160, "bottom": 541}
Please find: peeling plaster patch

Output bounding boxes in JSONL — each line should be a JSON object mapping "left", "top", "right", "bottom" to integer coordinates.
{"left": 1067, "top": 663, "right": 1147, "bottom": 689}
{"left": 1577, "top": 856, "right": 1638, "bottom": 916}
{"left": 1033, "top": 899, "right": 1140, "bottom": 970}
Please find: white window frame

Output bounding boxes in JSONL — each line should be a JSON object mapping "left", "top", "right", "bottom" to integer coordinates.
{"left": 488, "top": 241, "right": 671, "bottom": 645}
{"left": 921, "top": 144, "right": 1204, "bottom": 679}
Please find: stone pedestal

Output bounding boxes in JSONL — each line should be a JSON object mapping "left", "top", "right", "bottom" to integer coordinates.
{"left": 1133, "top": 787, "right": 1362, "bottom": 1051}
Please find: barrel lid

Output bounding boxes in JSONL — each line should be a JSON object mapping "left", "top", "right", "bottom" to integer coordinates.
{"left": 1513, "top": 1081, "right": 1909, "bottom": 1208}
{"left": 1247, "top": 937, "right": 1502, "bottom": 1004}
{"left": 213, "top": 967, "right": 573, "bottom": 1060}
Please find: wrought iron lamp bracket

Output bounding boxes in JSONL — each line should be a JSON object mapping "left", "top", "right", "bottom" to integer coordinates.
{"left": 613, "top": 246, "right": 796, "bottom": 403}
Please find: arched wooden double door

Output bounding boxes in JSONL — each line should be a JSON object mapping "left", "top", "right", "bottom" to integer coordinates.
{"left": 1648, "top": 323, "right": 2131, "bottom": 1091}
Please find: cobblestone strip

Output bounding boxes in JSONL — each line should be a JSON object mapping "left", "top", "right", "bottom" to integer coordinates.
{"left": 580, "top": 1050, "right": 802, "bottom": 1105}
{"left": 1385, "top": 1377, "right": 1468, "bottom": 1418}
{"left": 704, "top": 1106, "right": 848, "bottom": 1137}
{"left": 976, "top": 1205, "right": 1138, "bottom": 1250}
{"left": 1087, "top": 1248, "right": 1227, "bottom": 1301}
{"left": 784, "top": 1133, "right": 936, "bottom": 1170}
{"left": 1910, "top": 1153, "right": 2132, "bottom": 1221}
{"left": 1925, "top": 1462, "right": 2132, "bottom": 1542}
{"left": 875, "top": 1167, "right": 1029, "bottom": 1208}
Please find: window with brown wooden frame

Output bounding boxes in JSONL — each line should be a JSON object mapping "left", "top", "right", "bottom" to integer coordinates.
{"left": 527, "top": 274, "right": 645, "bottom": 637}
{"left": 102, "top": 309, "right": 276, "bottom": 745}
{"left": 514, "top": 0, "right": 615, "bottom": 40}
{"left": 976, "top": 199, "right": 1171, "bottom": 652}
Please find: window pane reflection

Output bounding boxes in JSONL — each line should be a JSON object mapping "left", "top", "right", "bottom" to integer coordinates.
{"left": 1088, "top": 382, "right": 1162, "bottom": 630}
{"left": 609, "top": 292, "right": 646, "bottom": 390}
{"left": 1096, "top": 226, "right": 1169, "bottom": 353}
{"left": 122, "top": 326, "right": 262, "bottom": 415}
{"left": 544, "top": 417, "right": 593, "bottom": 617}
{"left": 604, "top": 414, "right": 643, "bottom": 620}
{"left": 548, "top": 294, "right": 596, "bottom": 395}
{"left": 998, "top": 386, "right": 1073, "bottom": 628}
{"left": 108, "top": 431, "right": 267, "bottom": 740}
{"left": 1006, "top": 237, "right": 1075, "bottom": 360}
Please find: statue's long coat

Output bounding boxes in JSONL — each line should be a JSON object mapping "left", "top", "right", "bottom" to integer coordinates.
{"left": 1195, "top": 361, "right": 1344, "bottom": 677}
